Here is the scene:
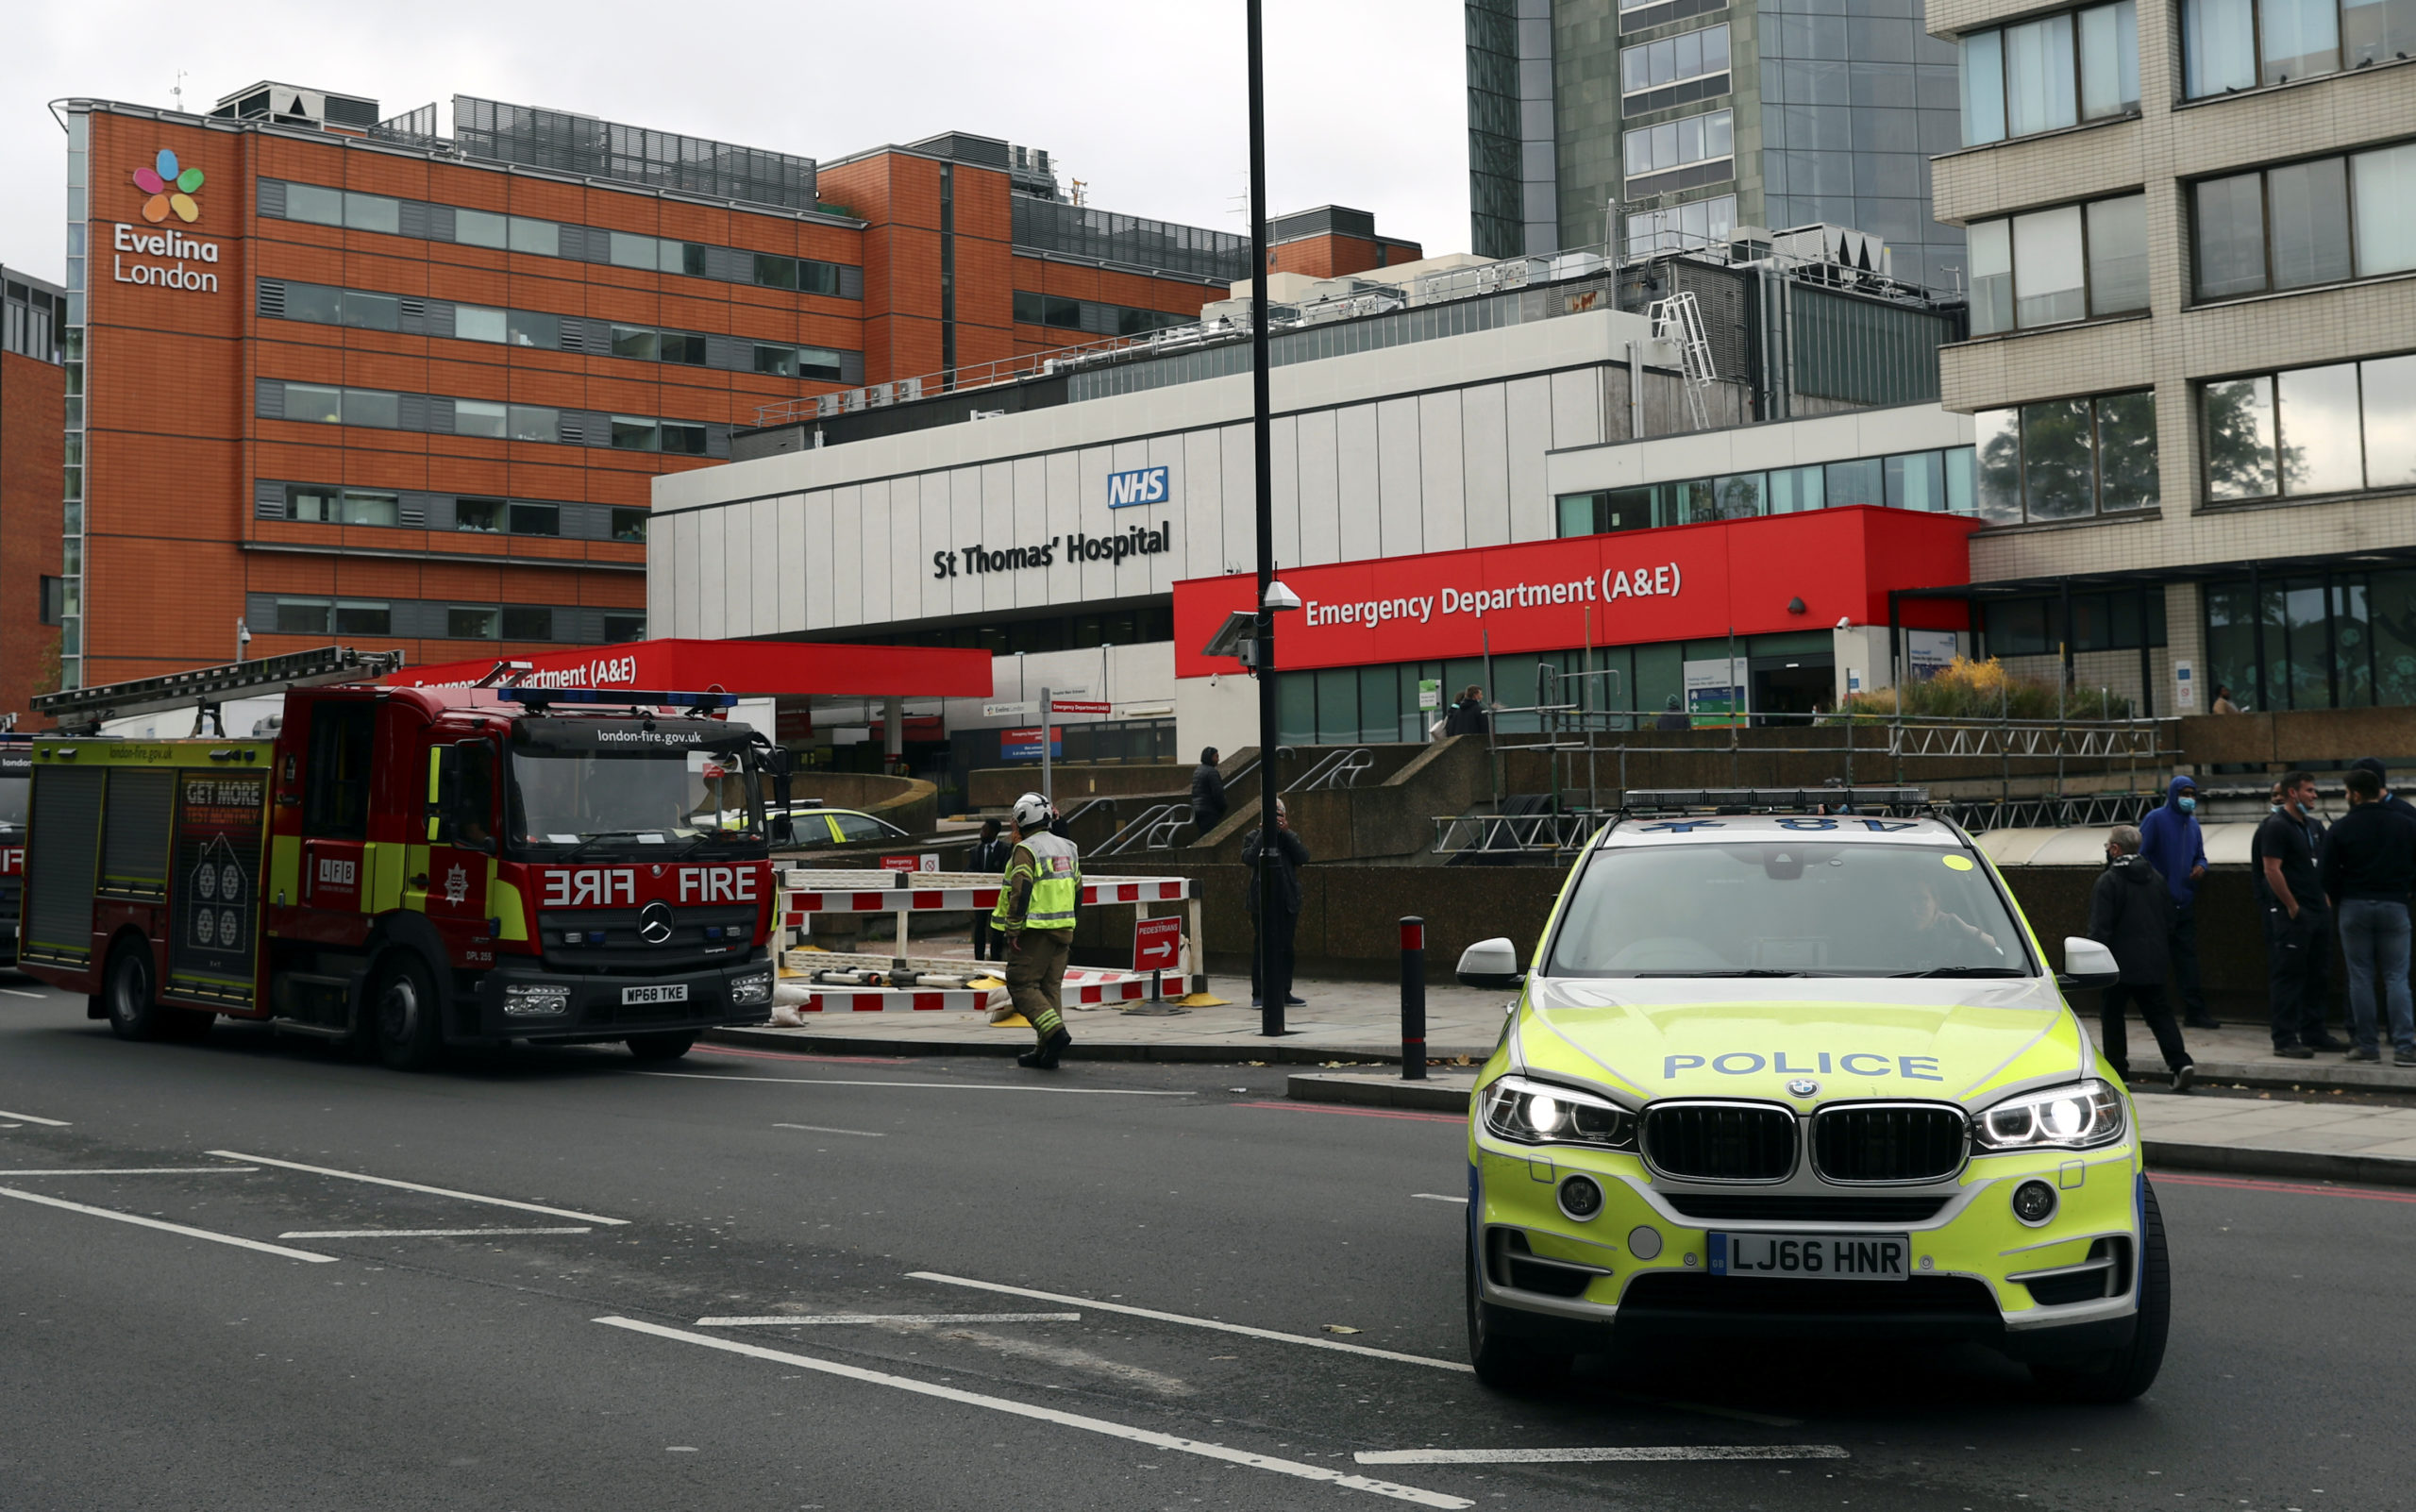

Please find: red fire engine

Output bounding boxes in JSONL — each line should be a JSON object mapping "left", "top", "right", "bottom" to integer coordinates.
{"left": 17, "top": 648, "right": 790, "bottom": 1069}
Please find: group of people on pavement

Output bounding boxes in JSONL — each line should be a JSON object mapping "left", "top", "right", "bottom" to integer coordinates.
{"left": 2089, "top": 762, "right": 2416, "bottom": 1090}
{"left": 2259, "top": 761, "right": 2416, "bottom": 1066}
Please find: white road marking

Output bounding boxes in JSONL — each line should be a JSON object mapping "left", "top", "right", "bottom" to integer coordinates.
{"left": 205, "top": 1151, "right": 629, "bottom": 1225}
{"left": 277, "top": 1227, "right": 594, "bottom": 1238}
{"left": 643, "top": 1072, "right": 1190, "bottom": 1098}
{"left": 0, "top": 988, "right": 49, "bottom": 1000}
{"left": 696, "top": 1303, "right": 1082, "bottom": 1314}
{"left": 907, "top": 1272, "right": 1474, "bottom": 1374}
{"left": 0, "top": 1109, "right": 70, "bottom": 1126}
{"left": 594, "top": 1316, "right": 1470, "bottom": 1508}
{"left": 0, "top": 1168, "right": 259, "bottom": 1176}
{"left": 772, "top": 1123, "right": 886, "bottom": 1137}
{"left": 1411, "top": 1193, "right": 1469, "bottom": 1204}
{"left": 1357, "top": 1445, "right": 1851, "bottom": 1465}
{"left": 0, "top": 1184, "right": 336, "bottom": 1263}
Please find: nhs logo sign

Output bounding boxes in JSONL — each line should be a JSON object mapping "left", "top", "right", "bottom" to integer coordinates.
{"left": 1106, "top": 465, "right": 1170, "bottom": 509}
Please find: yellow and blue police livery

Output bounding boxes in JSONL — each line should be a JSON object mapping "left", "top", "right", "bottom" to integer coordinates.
{"left": 1457, "top": 806, "right": 2169, "bottom": 1402}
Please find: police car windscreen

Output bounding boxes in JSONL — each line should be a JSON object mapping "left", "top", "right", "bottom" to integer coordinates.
{"left": 1544, "top": 843, "right": 2032, "bottom": 977}
{"left": 505, "top": 729, "right": 761, "bottom": 848}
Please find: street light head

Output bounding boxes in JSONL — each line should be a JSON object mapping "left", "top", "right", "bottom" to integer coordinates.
{"left": 1264, "top": 580, "right": 1302, "bottom": 613}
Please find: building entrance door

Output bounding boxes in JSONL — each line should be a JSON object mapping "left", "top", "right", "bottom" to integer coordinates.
{"left": 1750, "top": 655, "right": 1836, "bottom": 726}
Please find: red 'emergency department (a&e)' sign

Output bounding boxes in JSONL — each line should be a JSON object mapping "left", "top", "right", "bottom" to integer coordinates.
{"left": 1171, "top": 506, "right": 1977, "bottom": 677}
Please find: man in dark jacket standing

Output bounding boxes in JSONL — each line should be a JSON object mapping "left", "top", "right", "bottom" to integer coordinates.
{"left": 1243, "top": 798, "right": 1309, "bottom": 1011}
{"left": 2089, "top": 825, "right": 2195, "bottom": 1091}
{"left": 2260, "top": 770, "right": 2340, "bottom": 1057}
{"left": 966, "top": 818, "right": 1013, "bottom": 961}
{"left": 2321, "top": 766, "right": 2416, "bottom": 1066}
{"left": 2138, "top": 774, "right": 2219, "bottom": 1029}
{"left": 1190, "top": 748, "right": 1227, "bottom": 838}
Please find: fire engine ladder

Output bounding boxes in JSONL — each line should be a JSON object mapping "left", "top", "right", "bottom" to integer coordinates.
{"left": 1647, "top": 291, "right": 1718, "bottom": 431}
{"left": 29, "top": 645, "right": 409, "bottom": 734}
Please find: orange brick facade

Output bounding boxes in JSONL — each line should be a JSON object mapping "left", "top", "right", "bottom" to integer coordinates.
{"left": 73, "top": 107, "right": 1233, "bottom": 689}
{"left": 0, "top": 344, "right": 64, "bottom": 722}
{"left": 1267, "top": 231, "right": 1424, "bottom": 280}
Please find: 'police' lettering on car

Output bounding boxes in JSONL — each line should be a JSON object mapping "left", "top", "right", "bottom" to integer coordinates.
{"left": 1665, "top": 1051, "right": 1944, "bottom": 1080}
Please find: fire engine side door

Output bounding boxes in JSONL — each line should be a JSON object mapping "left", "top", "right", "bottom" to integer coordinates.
{"left": 414, "top": 737, "right": 495, "bottom": 963}
{"left": 294, "top": 699, "right": 378, "bottom": 941}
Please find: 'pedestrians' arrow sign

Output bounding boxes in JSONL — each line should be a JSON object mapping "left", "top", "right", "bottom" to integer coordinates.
{"left": 1132, "top": 916, "right": 1183, "bottom": 972}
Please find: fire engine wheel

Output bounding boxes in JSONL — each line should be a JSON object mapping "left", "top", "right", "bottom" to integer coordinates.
{"left": 626, "top": 1033, "right": 696, "bottom": 1063}
{"left": 371, "top": 954, "right": 445, "bottom": 1072}
{"left": 104, "top": 938, "right": 161, "bottom": 1042}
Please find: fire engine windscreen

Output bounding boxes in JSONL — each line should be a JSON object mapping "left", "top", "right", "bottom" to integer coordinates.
{"left": 503, "top": 721, "right": 765, "bottom": 856}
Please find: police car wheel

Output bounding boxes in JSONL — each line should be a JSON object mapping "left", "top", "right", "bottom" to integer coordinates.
{"left": 104, "top": 937, "right": 160, "bottom": 1043}
{"left": 372, "top": 954, "right": 445, "bottom": 1072}
{"left": 626, "top": 1033, "right": 696, "bottom": 1063}
{"left": 2031, "top": 1182, "right": 2171, "bottom": 1403}
{"left": 1466, "top": 1241, "right": 1571, "bottom": 1389}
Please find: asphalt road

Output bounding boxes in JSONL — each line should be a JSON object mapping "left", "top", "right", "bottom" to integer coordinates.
{"left": 0, "top": 977, "right": 2405, "bottom": 1512}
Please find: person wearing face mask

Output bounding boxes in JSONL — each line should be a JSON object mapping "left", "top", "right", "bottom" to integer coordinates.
{"left": 2138, "top": 775, "right": 2218, "bottom": 1030}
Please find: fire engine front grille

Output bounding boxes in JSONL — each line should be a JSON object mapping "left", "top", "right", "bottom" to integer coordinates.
{"left": 538, "top": 905, "right": 759, "bottom": 972}
{"left": 1641, "top": 1102, "right": 1798, "bottom": 1182}
{"left": 1811, "top": 1104, "right": 1969, "bottom": 1184}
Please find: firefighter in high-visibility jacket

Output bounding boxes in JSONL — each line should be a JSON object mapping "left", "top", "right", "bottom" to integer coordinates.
{"left": 992, "top": 791, "right": 1079, "bottom": 1068}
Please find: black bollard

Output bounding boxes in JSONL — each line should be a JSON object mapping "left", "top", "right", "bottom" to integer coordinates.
{"left": 1401, "top": 916, "right": 1426, "bottom": 1081}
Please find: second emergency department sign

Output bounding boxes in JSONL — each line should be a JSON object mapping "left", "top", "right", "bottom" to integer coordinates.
{"left": 170, "top": 770, "right": 266, "bottom": 997}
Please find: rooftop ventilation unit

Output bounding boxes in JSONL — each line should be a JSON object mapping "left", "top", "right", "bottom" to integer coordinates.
{"left": 210, "top": 82, "right": 381, "bottom": 131}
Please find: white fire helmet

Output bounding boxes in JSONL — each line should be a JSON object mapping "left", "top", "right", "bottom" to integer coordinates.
{"left": 1013, "top": 792, "right": 1054, "bottom": 831}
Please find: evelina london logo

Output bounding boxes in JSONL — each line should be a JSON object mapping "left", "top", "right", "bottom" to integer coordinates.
{"left": 132, "top": 148, "right": 203, "bottom": 224}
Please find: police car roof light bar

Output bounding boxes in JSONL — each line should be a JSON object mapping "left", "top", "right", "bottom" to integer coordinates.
{"left": 1620, "top": 786, "right": 1931, "bottom": 815}
{"left": 494, "top": 687, "right": 738, "bottom": 711}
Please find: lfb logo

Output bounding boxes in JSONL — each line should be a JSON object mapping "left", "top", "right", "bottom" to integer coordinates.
{"left": 1106, "top": 466, "right": 1168, "bottom": 509}
{"left": 133, "top": 148, "right": 204, "bottom": 224}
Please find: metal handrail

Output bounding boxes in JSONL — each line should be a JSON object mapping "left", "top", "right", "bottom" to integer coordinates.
{"left": 1288, "top": 748, "right": 1373, "bottom": 792}
{"left": 1098, "top": 801, "right": 1188, "bottom": 857}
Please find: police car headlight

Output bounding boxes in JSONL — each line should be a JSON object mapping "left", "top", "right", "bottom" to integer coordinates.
{"left": 730, "top": 971, "right": 774, "bottom": 1007}
{"left": 1480, "top": 1075, "right": 1636, "bottom": 1151}
{"left": 1971, "top": 1079, "right": 2125, "bottom": 1151}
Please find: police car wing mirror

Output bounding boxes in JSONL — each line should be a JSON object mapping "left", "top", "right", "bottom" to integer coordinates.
{"left": 2058, "top": 936, "right": 2121, "bottom": 991}
{"left": 1456, "top": 937, "right": 1523, "bottom": 991}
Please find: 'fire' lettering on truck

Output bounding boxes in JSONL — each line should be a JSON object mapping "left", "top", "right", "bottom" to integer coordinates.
{"left": 678, "top": 865, "right": 761, "bottom": 903}
{"left": 540, "top": 868, "right": 640, "bottom": 908}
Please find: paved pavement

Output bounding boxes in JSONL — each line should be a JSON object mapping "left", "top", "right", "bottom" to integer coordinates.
{"left": 4, "top": 979, "right": 2414, "bottom": 1511}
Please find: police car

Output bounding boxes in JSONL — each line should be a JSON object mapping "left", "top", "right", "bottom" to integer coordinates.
{"left": 1455, "top": 793, "right": 2167, "bottom": 1402}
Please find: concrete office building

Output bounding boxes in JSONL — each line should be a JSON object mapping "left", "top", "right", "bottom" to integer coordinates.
{"left": 1468, "top": 0, "right": 1970, "bottom": 293}
{"left": 1, "top": 268, "right": 65, "bottom": 722}
{"left": 54, "top": 83, "right": 1406, "bottom": 690}
{"left": 1925, "top": 0, "right": 2416, "bottom": 712}
{"left": 647, "top": 236, "right": 1982, "bottom": 792}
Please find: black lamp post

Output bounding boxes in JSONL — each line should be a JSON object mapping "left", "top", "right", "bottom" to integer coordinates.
{"left": 1248, "top": 0, "right": 1284, "bottom": 1038}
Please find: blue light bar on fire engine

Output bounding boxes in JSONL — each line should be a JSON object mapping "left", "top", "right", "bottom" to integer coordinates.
{"left": 494, "top": 688, "right": 738, "bottom": 709}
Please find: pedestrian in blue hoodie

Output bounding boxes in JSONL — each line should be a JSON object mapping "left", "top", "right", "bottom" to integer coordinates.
{"left": 2139, "top": 775, "right": 2220, "bottom": 1029}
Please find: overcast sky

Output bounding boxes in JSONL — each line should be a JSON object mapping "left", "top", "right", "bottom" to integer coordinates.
{"left": 0, "top": 0, "right": 1469, "bottom": 283}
